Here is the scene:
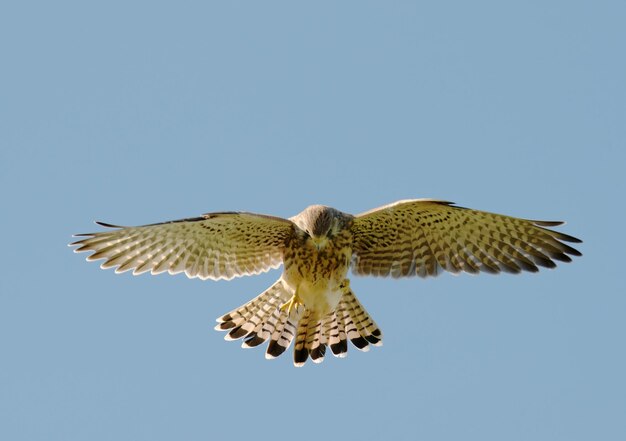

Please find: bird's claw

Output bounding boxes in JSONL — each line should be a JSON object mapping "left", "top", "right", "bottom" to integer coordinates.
{"left": 280, "top": 295, "right": 304, "bottom": 315}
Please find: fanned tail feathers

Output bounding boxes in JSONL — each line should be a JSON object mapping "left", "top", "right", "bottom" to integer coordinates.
{"left": 216, "top": 281, "right": 382, "bottom": 366}
{"left": 215, "top": 279, "right": 295, "bottom": 356}
{"left": 338, "top": 288, "right": 383, "bottom": 351}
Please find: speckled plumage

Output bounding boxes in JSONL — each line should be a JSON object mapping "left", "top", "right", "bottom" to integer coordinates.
{"left": 71, "top": 199, "right": 582, "bottom": 366}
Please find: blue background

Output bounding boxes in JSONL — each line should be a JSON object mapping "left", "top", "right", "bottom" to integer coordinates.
{"left": 2, "top": 2, "right": 624, "bottom": 440}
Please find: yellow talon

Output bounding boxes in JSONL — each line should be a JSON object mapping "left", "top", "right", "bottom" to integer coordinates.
{"left": 280, "top": 294, "right": 304, "bottom": 315}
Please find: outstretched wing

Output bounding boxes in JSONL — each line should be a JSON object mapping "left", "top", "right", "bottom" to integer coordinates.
{"left": 71, "top": 212, "right": 295, "bottom": 280}
{"left": 350, "top": 199, "right": 582, "bottom": 278}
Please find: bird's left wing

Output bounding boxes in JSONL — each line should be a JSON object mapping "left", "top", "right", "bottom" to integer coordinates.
{"left": 350, "top": 199, "right": 582, "bottom": 278}
{"left": 71, "top": 212, "right": 295, "bottom": 280}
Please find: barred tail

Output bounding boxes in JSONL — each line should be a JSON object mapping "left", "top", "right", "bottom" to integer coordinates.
{"left": 292, "top": 288, "right": 383, "bottom": 367}
{"left": 215, "top": 281, "right": 382, "bottom": 367}
{"left": 215, "top": 278, "right": 298, "bottom": 358}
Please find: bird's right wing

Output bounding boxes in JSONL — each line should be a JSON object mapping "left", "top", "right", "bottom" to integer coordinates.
{"left": 70, "top": 212, "right": 295, "bottom": 280}
{"left": 350, "top": 199, "right": 582, "bottom": 278}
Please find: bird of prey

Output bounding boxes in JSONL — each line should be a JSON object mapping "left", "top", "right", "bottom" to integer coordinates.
{"left": 71, "top": 199, "right": 581, "bottom": 366}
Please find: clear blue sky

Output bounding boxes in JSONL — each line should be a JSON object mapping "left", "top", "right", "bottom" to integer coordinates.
{"left": 2, "top": 2, "right": 624, "bottom": 440}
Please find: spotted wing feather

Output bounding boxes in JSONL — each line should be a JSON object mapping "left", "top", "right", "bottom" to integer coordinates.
{"left": 71, "top": 212, "right": 295, "bottom": 280}
{"left": 351, "top": 199, "right": 582, "bottom": 278}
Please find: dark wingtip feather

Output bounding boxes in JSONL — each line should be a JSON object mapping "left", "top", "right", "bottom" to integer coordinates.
{"left": 479, "top": 264, "right": 501, "bottom": 275}
{"left": 556, "top": 232, "right": 582, "bottom": 243}
{"left": 533, "top": 256, "right": 557, "bottom": 269}
{"left": 437, "top": 200, "right": 456, "bottom": 206}
{"left": 532, "top": 220, "right": 565, "bottom": 227}
{"left": 499, "top": 264, "right": 522, "bottom": 275}
{"left": 517, "top": 260, "right": 539, "bottom": 273}
{"left": 551, "top": 253, "right": 573, "bottom": 263}
{"left": 70, "top": 221, "right": 125, "bottom": 240}
{"left": 559, "top": 243, "right": 582, "bottom": 256}
{"left": 95, "top": 221, "right": 124, "bottom": 229}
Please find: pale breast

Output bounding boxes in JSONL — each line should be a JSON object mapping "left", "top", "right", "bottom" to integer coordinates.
{"left": 283, "top": 234, "right": 352, "bottom": 316}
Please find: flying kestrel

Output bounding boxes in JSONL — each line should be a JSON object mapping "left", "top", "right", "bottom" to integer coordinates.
{"left": 71, "top": 199, "right": 581, "bottom": 366}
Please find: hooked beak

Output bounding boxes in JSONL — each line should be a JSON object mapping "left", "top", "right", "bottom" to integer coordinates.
{"left": 312, "top": 236, "right": 329, "bottom": 250}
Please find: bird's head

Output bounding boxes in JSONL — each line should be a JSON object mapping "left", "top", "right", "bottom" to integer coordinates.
{"left": 291, "top": 205, "right": 353, "bottom": 249}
